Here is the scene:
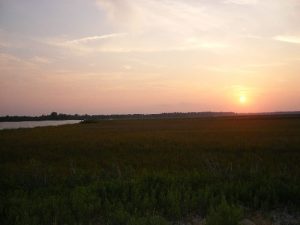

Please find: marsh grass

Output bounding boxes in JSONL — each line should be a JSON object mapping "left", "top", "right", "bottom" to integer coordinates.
{"left": 0, "top": 117, "right": 299, "bottom": 224}
{"left": 206, "top": 196, "right": 243, "bottom": 225}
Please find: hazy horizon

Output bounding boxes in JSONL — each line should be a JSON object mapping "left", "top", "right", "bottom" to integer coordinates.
{"left": 1, "top": 0, "right": 300, "bottom": 115}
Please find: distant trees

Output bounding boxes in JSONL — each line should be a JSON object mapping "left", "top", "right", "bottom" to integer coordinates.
{"left": 50, "top": 112, "right": 58, "bottom": 118}
{"left": 2, "top": 111, "right": 300, "bottom": 122}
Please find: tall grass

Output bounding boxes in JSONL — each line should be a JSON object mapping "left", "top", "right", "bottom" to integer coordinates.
{"left": 0, "top": 117, "right": 299, "bottom": 224}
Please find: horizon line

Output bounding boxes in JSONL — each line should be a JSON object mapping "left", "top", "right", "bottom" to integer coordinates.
{"left": 1, "top": 110, "right": 300, "bottom": 118}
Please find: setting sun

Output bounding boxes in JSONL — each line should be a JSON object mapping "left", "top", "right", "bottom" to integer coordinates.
{"left": 239, "top": 95, "right": 247, "bottom": 104}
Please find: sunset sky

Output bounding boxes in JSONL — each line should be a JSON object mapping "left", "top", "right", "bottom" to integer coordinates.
{"left": 1, "top": 0, "right": 300, "bottom": 115}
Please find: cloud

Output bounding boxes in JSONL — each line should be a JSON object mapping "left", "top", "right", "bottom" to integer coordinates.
{"left": 31, "top": 56, "right": 52, "bottom": 64}
{"left": 66, "top": 33, "right": 127, "bottom": 45}
{"left": 223, "top": 0, "right": 258, "bottom": 5}
{"left": 16, "top": 0, "right": 300, "bottom": 58}
{"left": 273, "top": 35, "right": 300, "bottom": 44}
{"left": 123, "top": 65, "right": 132, "bottom": 70}
{"left": 44, "top": 0, "right": 231, "bottom": 54}
{"left": 185, "top": 37, "right": 228, "bottom": 49}
{"left": 0, "top": 53, "right": 53, "bottom": 73}
{"left": 0, "top": 41, "right": 10, "bottom": 48}
{"left": 34, "top": 0, "right": 299, "bottom": 56}
{"left": 0, "top": 53, "right": 39, "bottom": 76}
{"left": 96, "top": 0, "right": 136, "bottom": 25}
{"left": 243, "top": 62, "right": 288, "bottom": 68}
{"left": 44, "top": 33, "right": 127, "bottom": 53}
{"left": 0, "top": 53, "right": 32, "bottom": 66}
{"left": 45, "top": 31, "right": 228, "bottom": 54}
{"left": 96, "top": 0, "right": 225, "bottom": 32}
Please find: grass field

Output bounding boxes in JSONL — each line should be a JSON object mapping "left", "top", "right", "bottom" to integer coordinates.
{"left": 1, "top": 117, "right": 300, "bottom": 225}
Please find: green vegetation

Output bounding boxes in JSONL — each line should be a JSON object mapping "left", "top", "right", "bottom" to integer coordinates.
{"left": 206, "top": 196, "right": 243, "bottom": 225}
{"left": 1, "top": 117, "right": 300, "bottom": 224}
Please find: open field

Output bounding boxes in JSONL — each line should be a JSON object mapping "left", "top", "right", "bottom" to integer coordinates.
{"left": 1, "top": 117, "right": 300, "bottom": 225}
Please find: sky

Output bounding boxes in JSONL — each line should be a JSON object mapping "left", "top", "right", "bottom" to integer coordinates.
{"left": 0, "top": 0, "right": 300, "bottom": 115}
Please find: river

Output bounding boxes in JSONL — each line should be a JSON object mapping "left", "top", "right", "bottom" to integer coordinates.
{"left": 0, "top": 120, "right": 81, "bottom": 130}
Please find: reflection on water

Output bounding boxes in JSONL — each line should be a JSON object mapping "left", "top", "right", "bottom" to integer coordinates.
{"left": 0, "top": 120, "right": 81, "bottom": 130}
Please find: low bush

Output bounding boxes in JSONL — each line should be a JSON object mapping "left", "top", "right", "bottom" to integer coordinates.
{"left": 206, "top": 197, "right": 243, "bottom": 225}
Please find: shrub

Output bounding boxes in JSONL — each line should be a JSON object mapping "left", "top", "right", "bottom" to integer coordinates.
{"left": 206, "top": 197, "right": 243, "bottom": 225}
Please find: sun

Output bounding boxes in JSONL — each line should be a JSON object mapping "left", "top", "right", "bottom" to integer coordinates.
{"left": 239, "top": 95, "right": 246, "bottom": 104}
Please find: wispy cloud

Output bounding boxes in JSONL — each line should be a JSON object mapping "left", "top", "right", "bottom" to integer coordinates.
{"left": 50, "top": 40, "right": 228, "bottom": 53}
{"left": 45, "top": 33, "right": 228, "bottom": 54}
{"left": 273, "top": 35, "right": 300, "bottom": 44}
{"left": 243, "top": 62, "right": 288, "bottom": 68}
{"left": 0, "top": 53, "right": 38, "bottom": 74}
{"left": 66, "top": 33, "right": 127, "bottom": 45}
{"left": 30, "top": 56, "right": 52, "bottom": 64}
{"left": 0, "top": 53, "right": 53, "bottom": 73}
{"left": 44, "top": 33, "right": 127, "bottom": 52}
{"left": 38, "top": 0, "right": 300, "bottom": 55}
{"left": 94, "top": 0, "right": 231, "bottom": 53}
{"left": 0, "top": 41, "right": 10, "bottom": 48}
{"left": 223, "top": 0, "right": 258, "bottom": 5}
{"left": 96, "top": 0, "right": 225, "bottom": 32}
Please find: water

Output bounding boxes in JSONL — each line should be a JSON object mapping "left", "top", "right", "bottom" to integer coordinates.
{"left": 0, "top": 120, "right": 81, "bottom": 130}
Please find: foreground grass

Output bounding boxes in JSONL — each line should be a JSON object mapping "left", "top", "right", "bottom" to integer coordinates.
{"left": 0, "top": 117, "right": 300, "bottom": 224}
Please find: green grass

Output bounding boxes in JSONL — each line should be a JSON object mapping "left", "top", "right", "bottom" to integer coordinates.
{"left": 0, "top": 117, "right": 300, "bottom": 224}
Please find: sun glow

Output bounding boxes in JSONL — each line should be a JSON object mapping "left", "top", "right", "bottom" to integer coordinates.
{"left": 239, "top": 95, "right": 247, "bottom": 104}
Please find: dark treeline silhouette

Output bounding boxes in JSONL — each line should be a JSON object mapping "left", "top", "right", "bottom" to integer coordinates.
{"left": 0, "top": 112, "right": 84, "bottom": 122}
{"left": 1, "top": 111, "right": 300, "bottom": 122}
{"left": 0, "top": 112, "right": 235, "bottom": 122}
